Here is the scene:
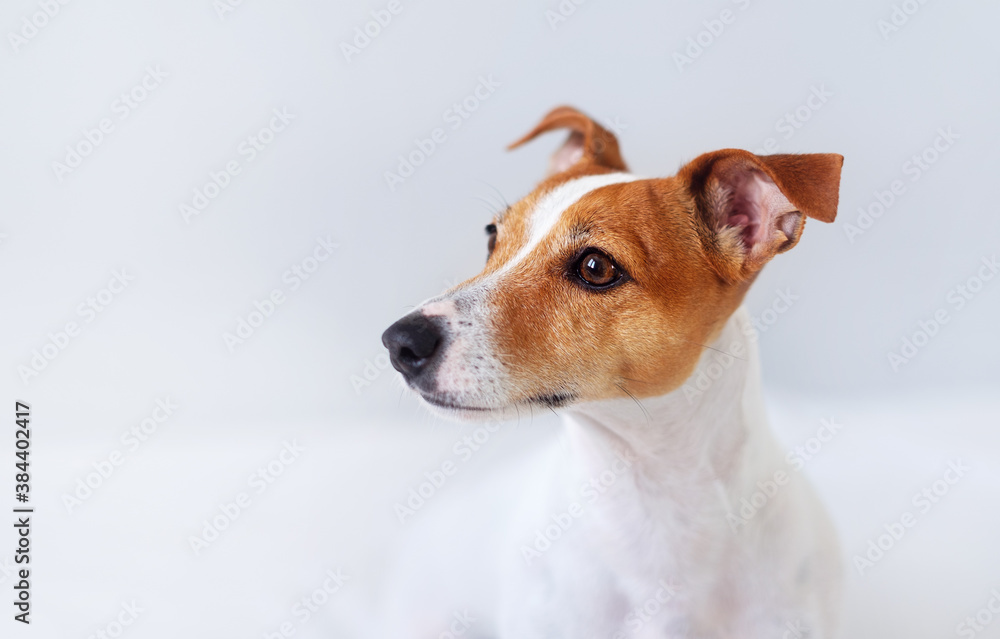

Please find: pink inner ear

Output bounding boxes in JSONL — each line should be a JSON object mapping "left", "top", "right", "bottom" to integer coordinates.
{"left": 549, "top": 131, "right": 586, "bottom": 174}
{"left": 721, "top": 168, "right": 795, "bottom": 250}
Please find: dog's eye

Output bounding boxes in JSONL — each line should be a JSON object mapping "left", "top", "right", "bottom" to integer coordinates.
{"left": 575, "top": 250, "right": 622, "bottom": 289}
{"left": 485, "top": 223, "right": 497, "bottom": 256}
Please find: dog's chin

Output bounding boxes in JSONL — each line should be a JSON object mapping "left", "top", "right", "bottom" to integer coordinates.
{"left": 413, "top": 388, "right": 579, "bottom": 423}
{"left": 394, "top": 370, "right": 579, "bottom": 422}
{"left": 415, "top": 392, "right": 512, "bottom": 423}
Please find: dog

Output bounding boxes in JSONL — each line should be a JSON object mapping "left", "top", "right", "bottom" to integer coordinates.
{"left": 379, "top": 106, "right": 844, "bottom": 638}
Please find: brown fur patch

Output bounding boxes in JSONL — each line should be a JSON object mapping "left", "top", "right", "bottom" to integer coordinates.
{"left": 469, "top": 177, "right": 742, "bottom": 402}
{"left": 451, "top": 111, "right": 842, "bottom": 405}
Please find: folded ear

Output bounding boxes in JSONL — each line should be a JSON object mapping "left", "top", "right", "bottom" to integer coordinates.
{"left": 678, "top": 149, "right": 843, "bottom": 281}
{"left": 508, "top": 105, "right": 627, "bottom": 175}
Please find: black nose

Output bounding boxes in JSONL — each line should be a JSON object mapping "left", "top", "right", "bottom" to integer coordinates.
{"left": 381, "top": 313, "right": 444, "bottom": 380}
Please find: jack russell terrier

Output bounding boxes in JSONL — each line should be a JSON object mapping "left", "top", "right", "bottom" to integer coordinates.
{"left": 380, "top": 106, "right": 844, "bottom": 638}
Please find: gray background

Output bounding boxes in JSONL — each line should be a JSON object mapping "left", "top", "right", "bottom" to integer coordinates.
{"left": 1, "top": 0, "right": 998, "bottom": 637}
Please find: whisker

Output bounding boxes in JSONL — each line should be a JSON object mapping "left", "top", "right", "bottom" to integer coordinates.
{"left": 680, "top": 338, "right": 746, "bottom": 361}
{"left": 473, "top": 195, "right": 504, "bottom": 215}
{"left": 616, "top": 380, "right": 651, "bottom": 428}
{"left": 478, "top": 180, "right": 511, "bottom": 210}
{"left": 473, "top": 180, "right": 513, "bottom": 220}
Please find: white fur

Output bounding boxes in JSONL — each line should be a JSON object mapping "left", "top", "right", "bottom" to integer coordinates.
{"left": 498, "top": 308, "right": 841, "bottom": 637}
{"left": 382, "top": 174, "right": 839, "bottom": 638}
{"left": 379, "top": 309, "right": 842, "bottom": 638}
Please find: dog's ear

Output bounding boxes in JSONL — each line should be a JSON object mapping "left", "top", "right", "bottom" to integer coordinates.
{"left": 678, "top": 149, "right": 843, "bottom": 281}
{"left": 508, "top": 106, "right": 627, "bottom": 175}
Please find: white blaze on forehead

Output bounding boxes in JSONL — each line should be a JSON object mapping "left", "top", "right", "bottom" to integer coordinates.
{"left": 494, "top": 172, "right": 641, "bottom": 277}
{"left": 405, "top": 174, "right": 640, "bottom": 404}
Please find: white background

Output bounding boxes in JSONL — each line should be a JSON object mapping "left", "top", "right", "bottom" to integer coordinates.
{"left": 0, "top": 0, "right": 998, "bottom": 637}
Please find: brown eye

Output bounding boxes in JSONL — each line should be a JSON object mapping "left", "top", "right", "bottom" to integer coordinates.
{"left": 485, "top": 223, "right": 497, "bottom": 256}
{"left": 576, "top": 250, "right": 622, "bottom": 288}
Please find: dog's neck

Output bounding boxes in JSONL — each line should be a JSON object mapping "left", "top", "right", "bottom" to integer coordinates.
{"left": 564, "top": 306, "right": 771, "bottom": 475}
{"left": 560, "top": 307, "right": 780, "bottom": 575}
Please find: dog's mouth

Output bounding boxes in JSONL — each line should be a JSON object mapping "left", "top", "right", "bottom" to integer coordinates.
{"left": 417, "top": 390, "right": 577, "bottom": 413}
{"left": 419, "top": 393, "right": 494, "bottom": 412}
{"left": 530, "top": 392, "right": 576, "bottom": 408}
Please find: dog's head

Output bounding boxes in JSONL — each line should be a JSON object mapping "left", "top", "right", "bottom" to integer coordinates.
{"left": 382, "top": 106, "right": 842, "bottom": 420}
